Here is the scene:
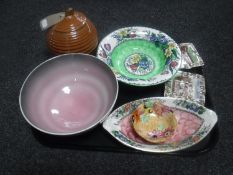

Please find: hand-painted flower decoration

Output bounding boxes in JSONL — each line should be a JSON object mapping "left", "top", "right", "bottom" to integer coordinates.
{"left": 129, "top": 32, "right": 137, "bottom": 38}
{"left": 165, "top": 48, "right": 173, "bottom": 58}
{"left": 192, "top": 135, "right": 200, "bottom": 142}
{"left": 170, "top": 61, "right": 178, "bottom": 68}
{"left": 104, "top": 43, "right": 111, "bottom": 51}
{"left": 149, "top": 33, "right": 159, "bottom": 42}
{"left": 139, "top": 58, "right": 150, "bottom": 70}
{"left": 119, "top": 30, "right": 128, "bottom": 37}
{"left": 99, "top": 50, "right": 107, "bottom": 58}
{"left": 124, "top": 103, "right": 131, "bottom": 112}
{"left": 168, "top": 43, "right": 176, "bottom": 49}
{"left": 158, "top": 35, "right": 168, "bottom": 44}
{"left": 131, "top": 54, "right": 141, "bottom": 64}
{"left": 148, "top": 128, "right": 175, "bottom": 138}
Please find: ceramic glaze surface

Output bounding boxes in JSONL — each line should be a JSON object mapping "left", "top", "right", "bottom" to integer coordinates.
{"left": 103, "top": 97, "right": 218, "bottom": 152}
{"left": 121, "top": 109, "right": 202, "bottom": 144}
{"left": 164, "top": 71, "right": 206, "bottom": 105}
{"left": 47, "top": 9, "right": 98, "bottom": 55}
{"left": 111, "top": 39, "right": 166, "bottom": 79}
{"left": 124, "top": 53, "right": 155, "bottom": 76}
{"left": 97, "top": 27, "right": 182, "bottom": 86}
{"left": 20, "top": 54, "right": 118, "bottom": 135}
{"left": 132, "top": 103, "right": 178, "bottom": 143}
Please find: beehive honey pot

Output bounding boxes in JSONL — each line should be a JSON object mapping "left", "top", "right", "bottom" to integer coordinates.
{"left": 40, "top": 8, "right": 98, "bottom": 55}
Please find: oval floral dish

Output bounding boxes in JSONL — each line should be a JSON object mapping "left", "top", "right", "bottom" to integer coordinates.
{"left": 103, "top": 97, "right": 218, "bottom": 153}
{"left": 97, "top": 27, "right": 182, "bottom": 86}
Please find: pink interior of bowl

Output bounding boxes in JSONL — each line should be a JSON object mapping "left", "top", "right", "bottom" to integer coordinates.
{"left": 20, "top": 54, "right": 118, "bottom": 134}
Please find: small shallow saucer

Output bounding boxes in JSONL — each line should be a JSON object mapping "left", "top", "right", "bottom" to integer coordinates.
{"left": 97, "top": 27, "right": 182, "bottom": 86}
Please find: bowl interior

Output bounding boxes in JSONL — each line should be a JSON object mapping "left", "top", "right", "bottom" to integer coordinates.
{"left": 20, "top": 54, "right": 118, "bottom": 135}
{"left": 111, "top": 39, "right": 166, "bottom": 80}
{"left": 97, "top": 27, "right": 182, "bottom": 86}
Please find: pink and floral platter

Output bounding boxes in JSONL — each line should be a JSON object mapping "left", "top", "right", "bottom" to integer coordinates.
{"left": 103, "top": 97, "right": 217, "bottom": 153}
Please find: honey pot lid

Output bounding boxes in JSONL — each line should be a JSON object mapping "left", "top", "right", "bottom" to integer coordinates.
{"left": 51, "top": 8, "right": 87, "bottom": 33}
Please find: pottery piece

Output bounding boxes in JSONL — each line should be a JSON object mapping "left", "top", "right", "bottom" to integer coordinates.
{"left": 179, "top": 43, "right": 204, "bottom": 69}
{"left": 97, "top": 27, "right": 182, "bottom": 86}
{"left": 19, "top": 53, "right": 118, "bottom": 135}
{"left": 132, "top": 103, "right": 177, "bottom": 143}
{"left": 164, "top": 71, "right": 206, "bottom": 105}
{"left": 43, "top": 8, "right": 98, "bottom": 54}
{"left": 103, "top": 97, "right": 218, "bottom": 153}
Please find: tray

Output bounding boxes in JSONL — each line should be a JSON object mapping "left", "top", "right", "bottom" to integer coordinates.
{"left": 32, "top": 67, "right": 219, "bottom": 156}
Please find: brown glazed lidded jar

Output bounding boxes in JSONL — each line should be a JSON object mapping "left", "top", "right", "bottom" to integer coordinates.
{"left": 46, "top": 8, "right": 98, "bottom": 55}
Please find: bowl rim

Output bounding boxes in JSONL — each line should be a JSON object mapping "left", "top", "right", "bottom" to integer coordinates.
{"left": 96, "top": 26, "right": 182, "bottom": 86}
{"left": 19, "top": 53, "right": 119, "bottom": 136}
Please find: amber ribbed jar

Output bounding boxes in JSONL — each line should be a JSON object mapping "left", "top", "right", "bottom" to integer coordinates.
{"left": 47, "top": 8, "right": 98, "bottom": 55}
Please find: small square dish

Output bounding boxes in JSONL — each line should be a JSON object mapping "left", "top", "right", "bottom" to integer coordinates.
{"left": 164, "top": 71, "right": 206, "bottom": 105}
{"left": 179, "top": 43, "right": 204, "bottom": 69}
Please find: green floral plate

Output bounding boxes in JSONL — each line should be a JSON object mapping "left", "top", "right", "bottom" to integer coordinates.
{"left": 97, "top": 27, "right": 182, "bottom": 86}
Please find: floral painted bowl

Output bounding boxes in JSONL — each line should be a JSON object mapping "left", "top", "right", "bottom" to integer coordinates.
{"left": 103, "top": 97, "right": 218, "bottom": 153}
{"left": 97, "top": 27, "right": 182, "bottom": 86}
{"left": 19, "top": 53, "right": 118, "bottom": 135}
{"left": 132, "top": 103, "right": 178, "bottom": 143}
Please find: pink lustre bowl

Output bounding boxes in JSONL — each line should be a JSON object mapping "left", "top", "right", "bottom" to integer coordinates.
{"left": 19, "top": 53, "right": 118, "bottom": 135}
